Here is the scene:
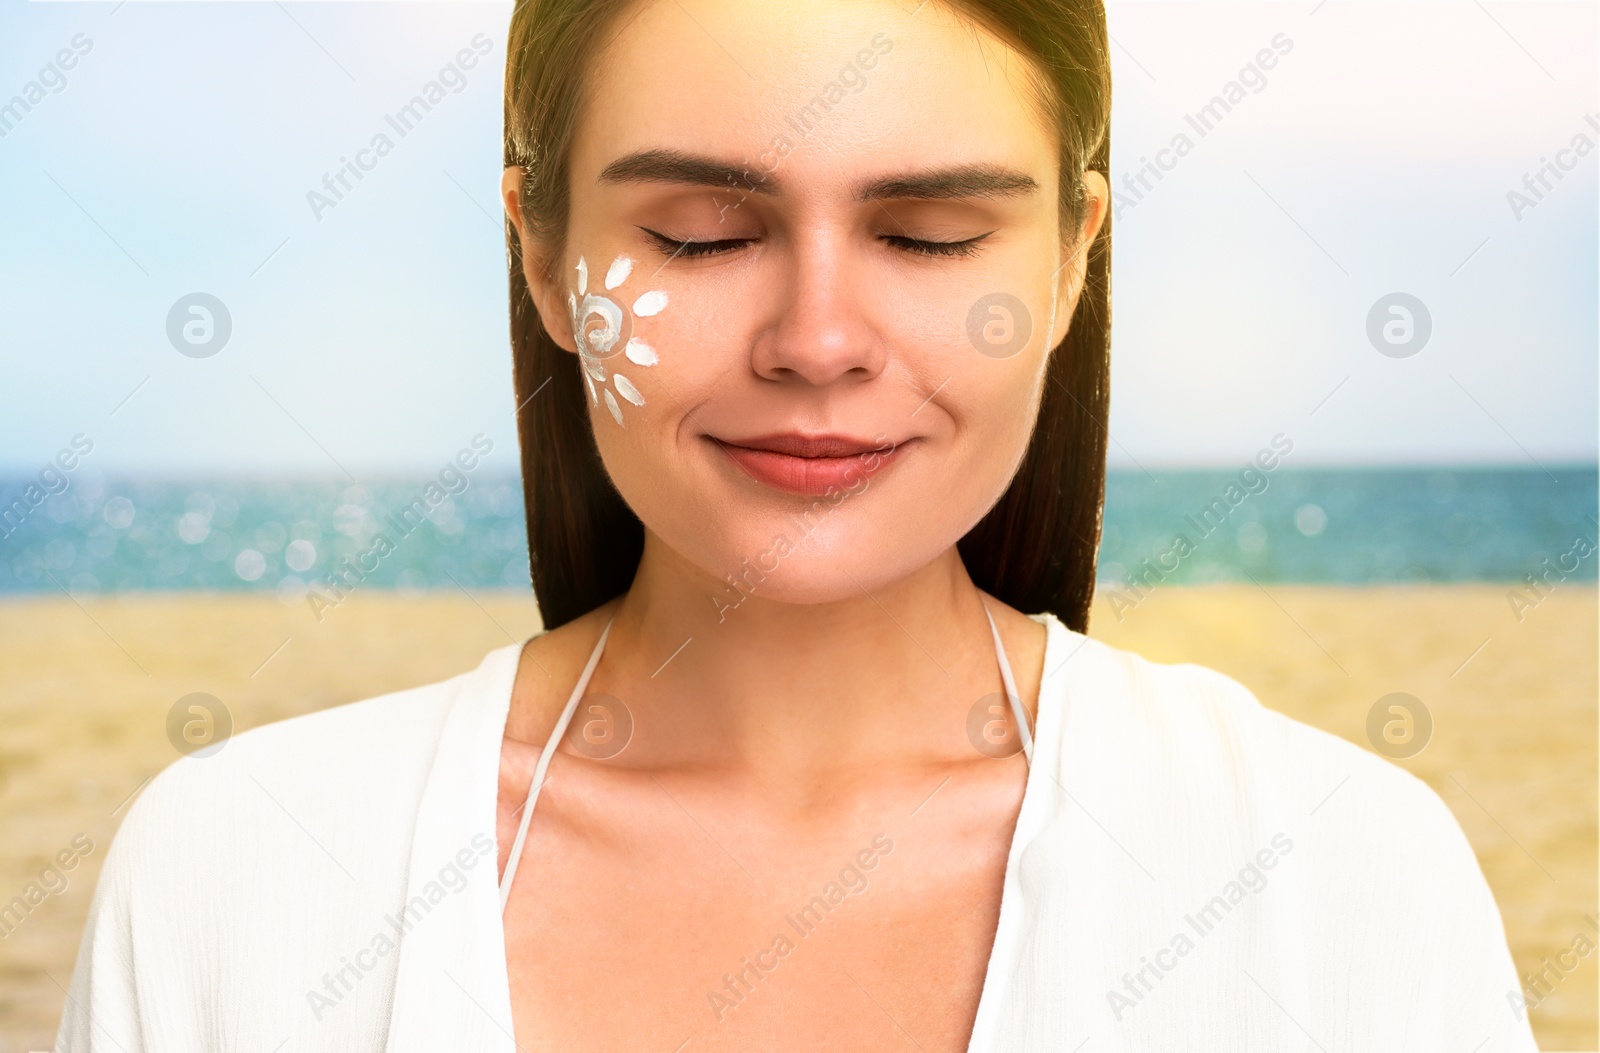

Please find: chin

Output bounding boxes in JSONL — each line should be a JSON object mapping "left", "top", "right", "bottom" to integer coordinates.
{"left": 696, "top": 513, "right": 951, "bottom": 614}
{"left": 708, "top": 554, "right": 887, "bottom": 612}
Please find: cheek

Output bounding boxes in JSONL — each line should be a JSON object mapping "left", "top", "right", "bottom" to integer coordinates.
{"left": 872, "top": 239, "right": 1062, "bottom": 366}
{"left": 584, "top": 288, "right": 731, "bottom": 514}
{"left": 947, "top": 366, "right": 1043, "bottom": 508}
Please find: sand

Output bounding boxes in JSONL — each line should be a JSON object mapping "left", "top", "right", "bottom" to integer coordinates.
{"left": 0, "top": 585, "right": 1592, "bottom": 1051}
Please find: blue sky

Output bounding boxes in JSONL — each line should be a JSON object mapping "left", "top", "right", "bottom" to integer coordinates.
{"left": 1, "top": 0, "right": 1594, "bottom": 475}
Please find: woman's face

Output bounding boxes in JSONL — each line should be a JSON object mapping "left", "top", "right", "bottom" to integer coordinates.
{"left": 511, "top": 0, "right": 1108, "bottom": 607}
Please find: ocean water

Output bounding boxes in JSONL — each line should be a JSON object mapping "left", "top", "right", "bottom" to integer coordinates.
{"left": 1098, "top": 465, "right": 1597, "bottom": 590}
{"left": 0, "top": 467, "right": 1594, "bottom": 599}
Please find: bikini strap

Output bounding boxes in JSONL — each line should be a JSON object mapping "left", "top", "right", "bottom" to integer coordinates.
{"left": 499, "top": 615, "right": 615, "bottom": 911}
{"left": 983, "top": 603, "right": 1034, "bottom": 766}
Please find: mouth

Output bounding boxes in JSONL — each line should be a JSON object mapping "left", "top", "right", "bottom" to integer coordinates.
{"left": 708, "top": 432, "right": 911, "bottom": 496}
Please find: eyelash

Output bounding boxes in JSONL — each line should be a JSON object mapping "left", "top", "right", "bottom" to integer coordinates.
{"left": 883, "top": 234, "right": 989, "bottom": 258}
{"left": 645, "top": 233, "right": 749, "bottom": 258}
{"left": 641, "top": 229, "right": 991, "bottom": 260}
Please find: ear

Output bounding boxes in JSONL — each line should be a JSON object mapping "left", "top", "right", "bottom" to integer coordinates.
{"left": 502, "top": 165, "right": 578, "bottom": 355}
{"left": 1048, "top": 168, "right": 1110, "bottom": 348}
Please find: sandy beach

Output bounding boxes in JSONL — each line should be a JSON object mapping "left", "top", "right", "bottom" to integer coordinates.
{"left": 0, "top": 584, "right": 1593, "bottom": 1051}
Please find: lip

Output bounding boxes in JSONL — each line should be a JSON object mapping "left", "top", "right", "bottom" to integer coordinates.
{"left": 710, "top": 433, "right": 910, "bottom": 496}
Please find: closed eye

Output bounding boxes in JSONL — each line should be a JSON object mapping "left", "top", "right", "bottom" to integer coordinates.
{"left": 641, "top": 228, "right": 752, "bottom": 259}
{"left": 640, "top": 227, "right": 994, "bottom": 260}
{"left": 880, "top": 232, "right": 993, "bottom": 258}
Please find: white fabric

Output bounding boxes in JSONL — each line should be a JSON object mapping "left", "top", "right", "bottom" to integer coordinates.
{"left": 56, "top": 612, "right": 1540, "bottom": 1052}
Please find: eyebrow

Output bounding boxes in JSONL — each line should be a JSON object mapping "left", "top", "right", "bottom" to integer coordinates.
{"left": 596, "top": 148, "right": 1040, "bottom": 203}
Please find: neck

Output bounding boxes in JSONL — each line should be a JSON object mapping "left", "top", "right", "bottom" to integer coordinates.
{"left": 595, "top": 531, "right": 1017, "bottom": 777}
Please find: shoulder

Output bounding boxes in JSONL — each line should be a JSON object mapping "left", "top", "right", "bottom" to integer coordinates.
{"left": 1025, "top": 619, "right": 1532, "bottom": 1048}
{"left": 503, "top": 600, "right": 620, "bottom": 748}
{"left": 1037, "top": 617, "right": 1479, "bottom": 875}
{"left": 59, "top": 654, "right": 513, "bottom": 1043}
{"left": 102, "top": 654, "right": 499, "bottom": 899}
{"left": 129, "top": 670, "right": 462, "bottom": 827}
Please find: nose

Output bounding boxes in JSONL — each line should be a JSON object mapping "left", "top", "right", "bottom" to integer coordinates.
{"left": 749, "top": 232, "right": 889, "bottom": 387}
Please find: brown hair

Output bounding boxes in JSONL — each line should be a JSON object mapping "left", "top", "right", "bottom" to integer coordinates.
{"left": 504, "top": 0, "right": 1111, "bottom": 631}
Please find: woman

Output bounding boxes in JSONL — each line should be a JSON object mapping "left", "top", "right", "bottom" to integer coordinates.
{"left": 58, "top": 0, "right": 1537, "bottom": 1049}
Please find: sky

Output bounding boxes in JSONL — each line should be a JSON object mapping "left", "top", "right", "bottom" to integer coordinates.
{"left": 0, "top": 0, "right": 1595, "bottom": 476}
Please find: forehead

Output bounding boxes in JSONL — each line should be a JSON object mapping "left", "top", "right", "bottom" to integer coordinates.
{"left": 570, "top": 0, "right": 1058, "bottom": 201}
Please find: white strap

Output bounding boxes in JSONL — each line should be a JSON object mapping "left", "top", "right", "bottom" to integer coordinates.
{"left": 499, "top": 615, "right": 614, "bottom": 911}
{"left": 984, "top": 604, "right": 1034, "bottom": 765}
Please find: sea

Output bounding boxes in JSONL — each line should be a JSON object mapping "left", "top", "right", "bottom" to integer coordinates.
{"left": 0, "top": 467, "right": 1594, "bottom": 600}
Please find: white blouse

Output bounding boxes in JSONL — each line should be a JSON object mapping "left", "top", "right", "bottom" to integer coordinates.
{"left": 57, "top": 612, "right": 1540, "bottom": 1051}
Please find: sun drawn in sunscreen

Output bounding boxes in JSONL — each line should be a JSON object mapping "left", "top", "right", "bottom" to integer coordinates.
{"left": 568, "top": 254, "right": 667, "bottom": 426}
